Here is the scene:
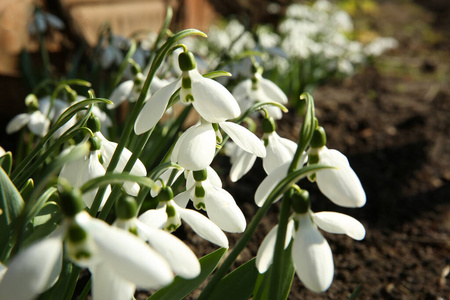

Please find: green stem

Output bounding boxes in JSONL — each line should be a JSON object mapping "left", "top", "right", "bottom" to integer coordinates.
{"left": 268, "top": 194, "right": 291, "bottom": 299}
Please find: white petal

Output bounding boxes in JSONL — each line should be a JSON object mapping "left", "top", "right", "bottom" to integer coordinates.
{"left": 82, "top": 153, "right": 110, "bottom": 209}
{"left": 134, "top": 79, "right": 180, "bottom": 135}
{"left": 219, "top": 122, "right": 266, "bottom": 157}
{"left": 259, "top": 76, "right": 288, "bottom": 104}
{"left": 256, "top": 219, "right": 294, "bottom": 273}
{"left": 173, "top": 190, "right": 191, "bottom": 208}
{"left": 6, "top": 113, "right": 30, "bottom": 134}
{"left": 254, "top": 162, "right": 290, "bottom": 207}
{"left": 229, "top": 147, "right": 257, "bottom": 182}
{"left": 263, "top": 105, "right": 283, "bottom": 120}
{"left": 91, "top": 263, "right": 135, "bottom": 300}
{"left": 108, "top": 80, "right": 134, "bottom": 109}
{"left": 172, "top": 122, "right": 216, "bottom": 171}
{"left": 204, "top": 185, "right": 246, "bottom": 233}
{"left": 313, "top": 212, "right": 366, "bottom": 240}
{"left": 177, "top": 206, "right": 229, "bottom": 248}
{"left": 316, "top": 148, "right": 366, "bottom": 208}
{"left": 45, "top": 13, "right": 65, "bottom": 30}
{"left": 263, "top": 133, "right": 296, "bottom": 174}
{"left": 141, "top": 224, "right": 201, "bottom": 279}
{"left": 0, "top": 237, "right": 63, "bottom": 300}
{"left": 292, "top": 213, "right": 334, "bottom": 293}
{"left": 28, "top": 111, "right": 50, "bottom": 137}
{"left": 191, "top": 71, "right": 241, "bottom": 122}
{"left": 80, "top": 214, "right": 174, "bottom": 289}
{"left": 138, "top": 207, "right": 168, "bottom": 229}
{"left": 185, "top": 166, "right": 222, "bottom": 189}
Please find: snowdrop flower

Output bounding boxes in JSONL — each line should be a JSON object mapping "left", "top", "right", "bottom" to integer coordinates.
{"left": 308, "top": 126, "right": 366, "bottom": 208}
{"left": 100, "top": 34, "right": 129, "bottom": 69}
{"left": 232, "top": 71, "right": 288, "bottom": 120}
{"left": 59, "top": 138, "right": 111, "bottom": 210}
{"left": 174, "top": 167, "right": 246, "bottom": 233}
{"left": 112, "top": 196, "right": 200, "bottom": 286}
{"left": 256, "top": 190, "right": 365, "bottom": 293}
{"left": 28, "top": 8, "right": 64, "bottom": 35}
{"left": 139, "top": 186, "right": 229, "bottom": 248}
{"left": 134, "top": 50, "right": 241, "bottom": 135}
{"left": 226, "top": 117, "right": 298, "bottom": 182}
{"left": 364, "top": 37, "right": 398, "bottom": 57}
{"left": 6, "top": 95, "right": 52, "bottom": 137}
{"left": 171, "top": 118, "right": 265, "bottom": 171}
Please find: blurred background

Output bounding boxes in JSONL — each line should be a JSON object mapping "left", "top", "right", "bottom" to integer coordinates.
{"left": 0, "top": 0, "right": 449, "bottom": 298}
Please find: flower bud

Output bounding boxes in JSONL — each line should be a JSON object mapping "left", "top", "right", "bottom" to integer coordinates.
{"left": 262, "top": 117, "right": 276, "bottom": 134}
{"left": 290, "top": 189, "right": 310, "bottom": 214}
{"left": 89, "top": 136, "right": 102, "bottom": 151}
{"left": 310, "top": 126, "right": 326, "bottom": 149}
{"left": 178, "top": 51, "right": 196, "bottom": 71}
{"left": 59, "top": 187, "right": 85, "bottom": 217}
{"left": 86, "top": 115, "right": 101, "bottom": 133}
{"left": 116, "top": 196, "right": 138, "bottom": 220}
{"left": 157, "top": 186, "right": 174, "bottom": 202}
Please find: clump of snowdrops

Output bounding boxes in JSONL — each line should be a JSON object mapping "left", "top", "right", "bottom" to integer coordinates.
{"left": 0, "top": 5, "right": 367, "bottom": 300}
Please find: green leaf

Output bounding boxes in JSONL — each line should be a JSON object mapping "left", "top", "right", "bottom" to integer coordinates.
{"left": 55, "top": 98, "right": 112, "bottom": 126}
{"left": 80, "top": 173, "right": 157, "bottom": 194}
{"left": 148, "top": 247, "right": 227, "bottom": 300}
{"left": 0, "top": 166, "right": 25, "bottom": 260}
{"left": 0, "top": 152, "right": 13, "bottom": 175}
{"left": 297, "top": 92, "right": 315, "bottom": 155}
{"left": 208, "top": 258, "right": 259, "bottom": 300}
{"left": 19, "top": 178, "right": 34, "bottom": 200}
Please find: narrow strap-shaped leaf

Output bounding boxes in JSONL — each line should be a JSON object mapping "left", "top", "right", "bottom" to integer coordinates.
{"left": 0, "top": 152, "right": 12, "bottom": 175}
{"left": 208, "top": 258, "right": 259, "bottom": 300}
{"left": 81, "top": 173, "right": 157, "bottom": 194}
{"left": 148, "top": 247, "right": 227, "bottom": 300}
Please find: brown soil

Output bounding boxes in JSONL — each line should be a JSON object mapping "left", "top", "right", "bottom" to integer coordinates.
{"left": 160, "top": 1, "right": 450, "bottom": 299}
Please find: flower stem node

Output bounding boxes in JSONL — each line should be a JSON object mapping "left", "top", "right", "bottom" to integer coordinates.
{"left": 310, "top": 126, "right": 327, "bottom": 149}
{"left": 262, "top": 117, "right": 276, "bottom": 134}
{"left": 116, "top": 196, "right": 138, "bottom": 220}
{"left": 59, "top": 187, "right": 85, "bottom": 217}
{"left": 86, "top": 115, "right": 101, "bottom": 133}
{"left": 157, "top": 186, "right": 174, "bottom": 202}
{"left": 178, "top": 51, "right": 196, "bottom": 71}
{"left": 290, "top": 189, "right": 310, "bottom": 214}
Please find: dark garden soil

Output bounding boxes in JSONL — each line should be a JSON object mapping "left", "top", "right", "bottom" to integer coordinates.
{"left": 139, "top": 1, "right": 450, "bottom": 299}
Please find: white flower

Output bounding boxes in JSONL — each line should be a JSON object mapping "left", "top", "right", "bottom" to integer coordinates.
{"left": 28, "top": 9, "right": 64, "bottom": 35}
{"left": 138, "top": 200, "right": 229, "bottom": 248}
{"left": 95, "top": 132, "right": 147, "bottom": 196}
{"left": 311, "top": 147, "right": 366, "bottom": 208}
{"left": 232, "top": 73, "right": 287, "bottom": 119}
{"left": 59, "top": 145, "right": 111, "bottom": 210}
{"left": 69, "top": 211, "right": 175, "bottom": 299}
{"left": 0, "top": 235, "right": 63, "bottom": 300}
{"left": 174, "top": 167, "right": 247, "bottom": 233}
{"left": 256, "top": 210, "right": 365, "bottom": 293}
{"left": 6, "top": 110, "right": 50, "bottom": 137}
{"left": 226, "top": 130, "right": 298, "bottom": 182}
{"left": 115, "top": 216, "right": 201, "bottom": 279}
{"left": 171, "top": 119, "right": 265, "bottom": 171}
{"left": 0, "top": 146, "right": 5, "bottom": 157}
{"left": 134, "top": 52, "right": 241, "bottom": 135}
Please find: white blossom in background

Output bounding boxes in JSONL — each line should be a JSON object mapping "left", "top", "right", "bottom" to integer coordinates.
{"left": 0, "top": 146, "right": 5, "bottom": 157}
{"left": 364, "top": 37, "right": 399, "bottom": 57}
{"left": 100, "top": 34, "right": 130, "bottom": 69}
{"left": 256, "top": 210, "right": 365, "bottom": 293}
{"left": 28, "top": 9, "right": 65, "bottom": 35}
{"left": 6, "top": 110, "right": 50, "bottom": 137}
{"left": 232, "top": 73, "right": 288, "bottom": 120}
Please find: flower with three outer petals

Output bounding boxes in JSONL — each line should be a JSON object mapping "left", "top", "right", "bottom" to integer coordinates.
{"left": 173, "top": 167, "right": 247, "bottom": 233}
{"left": 171, "top": 118, "right": 266, "bottom": 171}
{"left": 138, "top": 186, "right": 229, "bottom": 248}
{"left": 255, "top": 210, "right": 365, "bottom": 293}
{"left": 232, "top": 72, "right": 288, "bottom": 120}
{"left": 309, "top": 146, "right": 366, "bottom": 208}
{"left": 134, "top": 50, "right": 241, "bottom": 135}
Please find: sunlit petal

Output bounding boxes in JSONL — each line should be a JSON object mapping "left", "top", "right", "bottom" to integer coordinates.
{"left": 91, "top": 263, "right": 135, "bottom": 300}
{"left": 108, "top": 80, "right": 134, "bottom": 109}
{"left": 6, "top": 113, "right": 31, "bottom": 134}
{"left": 219, "top": 121, "right": 266, "bottom": 157}
{"left": 313, "top": 212, "right": 366, "bottom": 240}
{"left": 254, "top": 162, "right": 290, "bottom": 207}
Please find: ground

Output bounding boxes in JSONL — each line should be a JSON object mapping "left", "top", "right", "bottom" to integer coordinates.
{"left": 142, "top": 0, "right": 450, "bottom": 299}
